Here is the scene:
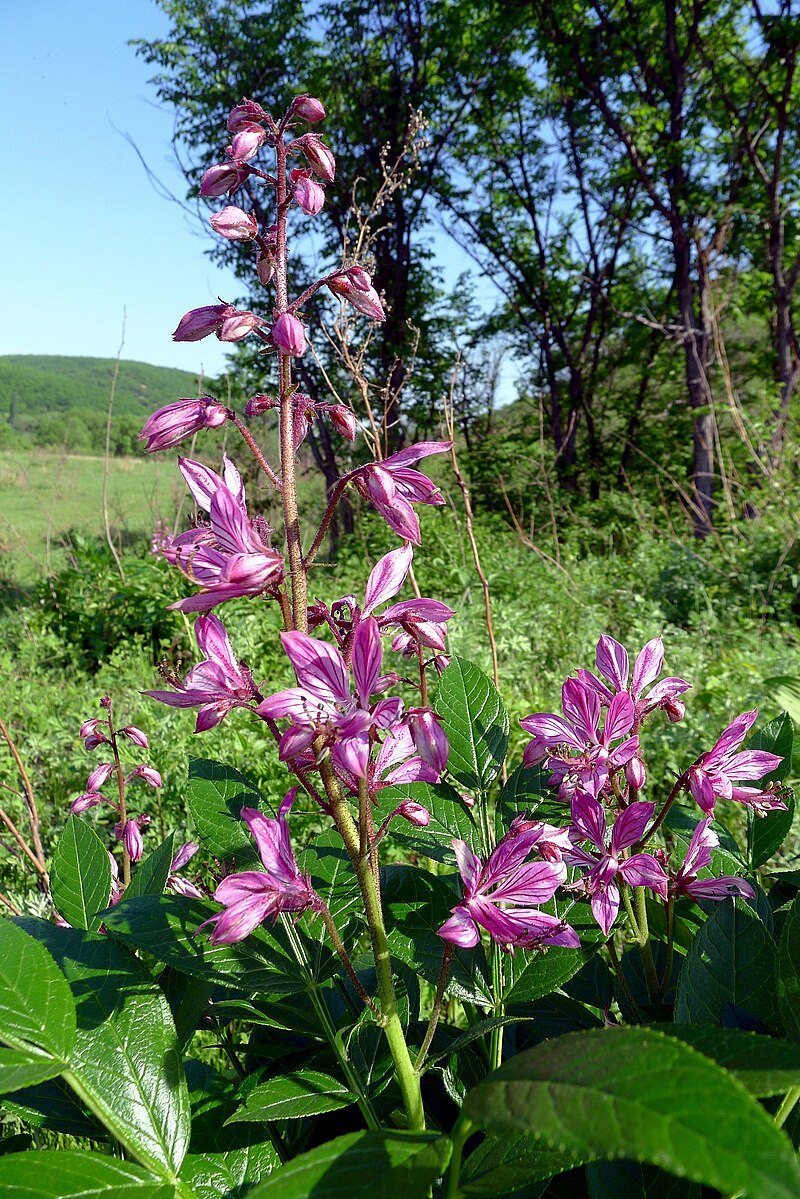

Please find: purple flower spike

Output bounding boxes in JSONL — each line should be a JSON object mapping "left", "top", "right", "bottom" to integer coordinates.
{"left": 328, "top": 269, "right": 385, "bottom": 321}
{"left": 291, "top": 168, "right": 325, "bottom": 216}
{"left": 565, "top": 793, "right": 668, "bottom": 936}
{"left": 144, "top": 612, "right": 261, "bottom": 732}
{"left": 687, "top": 709, "right": 785, "bottom": 816}
{"left": 199, "top": 162, "right": 249, "bottom": 197}
{"left": 140, "top": 397, "right": 229, "bottom": 452}
{"left": 438, "top": 829, "right": 579, "bottom": 954}
{"left": 201, "top": 791, "right": 321, "bottom": 945}
{"left": 672, "top": 818, "right": 755, "bottom": 902}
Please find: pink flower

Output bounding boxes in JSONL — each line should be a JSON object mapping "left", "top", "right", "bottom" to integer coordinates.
{"left": 257, "top": 618, "right": 406, "bottom": 779}
{"left": 70, "top": 792, "right": 106, "bottom": 815}
{"left": 228, "top": 98, "right": 269, "bottom": 132}
{"left": 228, "top": 124, "right": 267, "bottom": 161}
{"left": 116, "top": 817, "right": 144, "bottom": 863}
{"left": 172, "top": 303, "right": 264, "bottom": 344}
{"left": 295, "top": 133, "right": 335, "bottom": 181}
{"left": 167, "top": 843, "right": 204, "bottom": 899}
{"left": 671, "top": 818, "right": 755, "bottom": 902}
{"left": 271, "top": 312, "right": 307, "bottom": 357}
{"left": 140, "top": 397, "right": 229, "bottom": 452}
{"left": 438, "top": 831, "right": 579, "bottom": 953}
{"left": 578, "top": 635, "right": 691, "bottom": 727}
{"left": 161, "top": 456, "right": 283, "bottom": 611}
{"left": 86, "top": 762, "right": 114, "bottom": 794}
{"left": 354, "top": 441, "right": 451, "bottom": 545}
{"left": 520, "top": 679, "right": 639, "bottom": 800}
{"left": 210, "top": 205, "right": 259, "bottom": 240}
{"left": 143, "top": 612, "right": 261, "bottom": 732}
{"left": 687, "top": 709, "right": 786, "bottom": 815}
{"left": 565, "top": 794, "right": 668, "bottom": 935}
{"left": 119, "top": 726, "right": 149, "bottom": 750}
{"left": 328, "top": 405, "right": 358, "bottom": 440}
{"left": 291, "top": 94, "right": 326, "bottom": 123}
{"left": 199, "top": 163, "right": 249, "bottom": 197}
{"left": 328, "top": 269, "right": 385, "bottom": 321}
{"left": 291, "top": 168, "right": 325, "bottom": 215}
{"left": 127, "top": 765, "right": 162, "bottom": 789}
{"left": 200, "top": 791, "right": 321, "bottom": 945}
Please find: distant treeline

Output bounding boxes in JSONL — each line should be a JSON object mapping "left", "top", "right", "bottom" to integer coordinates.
{"left": 0, "top": 356, "right": 206, "bottom": 456}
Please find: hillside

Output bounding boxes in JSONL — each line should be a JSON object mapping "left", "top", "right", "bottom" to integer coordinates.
{"left": 0, "top": 355, "right": 214, "bottom": 455}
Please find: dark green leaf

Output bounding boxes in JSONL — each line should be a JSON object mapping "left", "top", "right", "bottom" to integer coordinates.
{"left": 749, "top": 714, "right": 794, "bottom": 868}
{"left": 459, "top": 1134, "right": 581, "bottom": 1193}
{"left": 0, "top": 1049, "right": 64, "bottom": 1093}
{"left": 227, "top": 1069, "right": 355, "bottom": 1122}
{"left": 502, "top": 896, "right": 604, "bottom": 1004}
{"left": 777, "top": 892, "right": 800, "bottom": 1042}
{"left": 50, "top": 815, "right": 111, "bottom": 932}
{"left": 382, "top": 865, "right": 493, "bottom": 1005}
{"left": 15, "top": 919, "right": 189, "bottom": 1177}
{"left": 344, "top": 1023, "right": 394, "bottom": 1097}
{"left": 125, "top": 833, "right": 176, "bottom": 900}
{"left": 654, "top": 1025, "right": 800, "bottom": 1095}
{"left": 674, "top": 899, "right": 780, "bottom": 1031}
{"left": 380, "top": 780, "right": 482, "bottom": 862}
{"left": 179, "top": 1143, "right": 280, "bottom": 1199}
{"left": 0, "top": 1150, "right": 172, "bottom": 1197}
{"left": 187, "top": 758, "right": 265, "bottom": 862}
{"left": 748, "top": 712, "right": 794, "bottom": 784}
{"left": 159, "top": 968, "right": 212, "bottom": 1053}
{"left": 0, "top": 922, "right": 75, "bottom": 1061}
{"left": 752, "top": 793, "right": 795, "bottom": 873}
{"left": 462, "top": 1027, "right": 800, "bottom": 1198}
{"left": 436, "top": 657, "right": 508, "bottom": 792}
{"left": 102, "top": 895, "right": 303, "bottom": 995}
{"left": 245, "top": 1131, "right": 452, "bottom": 1199}
{"left": 665, "top": 806, "right": 745, "bottom": 874}
{"left": 495, "top": 764, "right": 561, "bottom": 835}
{"left": 1, "top": 1075, "right": 106, "bottom": 1140}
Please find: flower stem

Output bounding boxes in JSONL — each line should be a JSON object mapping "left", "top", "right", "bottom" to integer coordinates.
{"left": 414, "top": 943, "right": 454, "bottom": 1071}
{"left": 317, "top": 899, "right": 381, "bottom": 1017}
{"left": 444, "top": 1117, "right": 474, "bottom": 1199}
{"left": 231, "top": 414, "right": 282, "bottom": 490}
{"left": 633, "top": 885, "right": 660, "bottom": 1003}
{"left": 303, "top": 475, "right": 353, "bottom": 570}
{"left": 635, "top": 772, "right": 688, "bottom": 851}
{"left": 774, "top": 1085, "right": 800, "bottom": 1129}
{"left": 108, "top": 714, "right": 130, "bottom": 887}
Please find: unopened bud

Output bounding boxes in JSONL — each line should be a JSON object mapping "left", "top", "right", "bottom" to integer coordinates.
{"left": 228, "top": 98, "right": 269, "bottom": 132}
{"left": 256, "top": 251, "right": 275, "bottom": 286}
{"left": 271, "top": 312, "right": 307, "bottom": 357}
{"left": 120, "top": 726, "right": 149, "bottom": 749}
{"left": 398, "top": 801, "right": 430, "bottom": 826}
{"left": 295, "top": 133, "right": 335, "bottom": 181}
{"left": 199, "top": 162, "right": 248, "bottom": 197}
{"left": 625, "top": 757, "right": 646, "bottom": 791}
{"left": 228, "top": 124, "right": 267, "bottom": 162}
{"left": 290, "top": 168, "right": 325, "bottom": 216}
{"left": 665, "top": 698, "right": 686, "bottom": 723}
{"left": 327, "top": 404, "right": 358, "bottom": 440}
{"left": 86, "top": 762, "right": 114, "bottom": 793}
{"left": 291, "top": 94, "right": 326, "bottom": 123}
{"left": 210, "top": 205, "right": 258, "bottom": 240}
{"left": 245, "top": 393, "right": 277, "bottom": 417}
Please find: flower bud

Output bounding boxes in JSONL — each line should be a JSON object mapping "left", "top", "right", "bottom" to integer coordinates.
{"left": 398, "top": 801, "right": 430, "bottom": 826}
{"left": 140, "top": 397, "right": 229, "bottom": 452}
{"left": 120, "top": 726, "right": 149, "bottom": 749}
{"left": 625, "top": 757, "right": 646, "bottom": 791}
{"left": 210, "top": 205, "right": 258, "bottom": 240}
{"left": 119, "top": 819, "right": 143, "bottom": 863}
{"left": 70, "top": 792, "right": 105, "bottom": 814}
{"left": 199, "top": 163, "right": 248, "bottom": 197}
{"left": 131, "top": 765, "right": 162, "bottom": 788}
{"left": 296, "top": 133, "right": 335, "bottom": 181}
{"left": 83, "top": 734, "right": 108, "bottom": 751}
{"left": 228, "top": 98, "right": 269, "bottom": 132}
{"left": 218, "top": 309, "right": 265, "bottom": 342}
{"left": 271, "top": 312, "right": 307, "bottom": 357}
{"left": 172, "top": 303, "right": 233, "bottom": 342}
{"left": 79, "top": 718, "right": 103, "bottom": 739}
{"left": 86, "top": 762, "right": 114, "bottom": 793}
{"left": 407, "top": 708, "right": 449, "bottom": 774}
{"left": 171, "top": 842, "right": 199, "bottom": 872}
{"left": 665, "top": 698, "right": 686, "bottom": 723}
{"left": 328, "top": 271, "right": 385, "bottom": 321}
{"left": 290, "top": 168, "right": 325, "bottom": 215}
{"left": 327, "top": 404, "right": 358, "bottom": 441}
{"left": 291, "top": 94, "right": 326, "bottom": 123}
{"left": 228, "top": 124, "right": 267, "bottom": 161}
{"left": 244, "top": 393, "right": 277, "bottom": 417}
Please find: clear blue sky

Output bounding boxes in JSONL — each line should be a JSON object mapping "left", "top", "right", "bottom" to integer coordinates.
{"left": 1, "top": 0, "right": 239, "bottom": 376}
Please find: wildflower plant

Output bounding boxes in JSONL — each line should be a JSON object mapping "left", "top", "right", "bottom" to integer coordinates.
{"left": 1, "top": 93, "right": 800, "bottom": 1199}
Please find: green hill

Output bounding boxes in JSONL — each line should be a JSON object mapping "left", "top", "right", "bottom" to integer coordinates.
{"left": 0, "top": 356, "right": 212, "bottom": 455}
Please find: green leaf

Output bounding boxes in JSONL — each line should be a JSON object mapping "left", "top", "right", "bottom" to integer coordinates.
{"left": 459, "top": 1134, "right": 581, "bottom": 1194}
{"left": 50, "top": 815, "right": 111, "bottom": 932}
{"left": 179, "top": 1143, "right": 280, "bottom": 1199}
{"left": 15, "top": 919, "right": 189, "bottom": 1177}
{"left": 382, "top": 865, "right": 493, "bottom": 1006}
{"left": 0, "top": 921, "right": 75, "bottom": 1061}
{"left": 777, "top": 892, "right": 800, "bottom": 1041}
{"left": 587, "top": 1160, "right": 700, "bottom": 1198}
{"left": 102, "top": 895, "right": 303, "bottom": 995}
{"left": 380, "top": 780, "right": 482, "bottom": 862}
{"left": 227, "top": 1069, "right": 355, "bottom": 1123}
{"left": 502, "top": 896, "right": 604, "bottom": 1004}
{"left": 655, "top": 1025, "right": 800, "bottom": 1095}
{"left": 495, "top": 764, "right": 553, "bottom": 832}
{"left": 674, "top": 899, "right": 780, "bottom": 1030}
{"left": 126, "top": 833, "right": 176, "bottom": 900}
{"left": 187, "top": 758, "right": 264, "bottom": 862}
{"left": 246, "top": 1131, "right": 452, "bottom": 1199}
{"left": 461, "top": 1027, "right": 800, "bottom": 1198}
{"left": 1, "top": 1075, "right": 106, "bottom": 1140}
{"left": 436, "top": 657, "right": 508, "bottom": 792}
{"left": 749, "top": 714, "right": 794, "bottom": 868}
{"left": 0, "top": 1150, "right": 172, "bottom": 1197}
{"left": 749, "top": 712, "right": 794, "bottom": 784}
{"left": 0, "top": 1048, "right": 64, "bottom": 1093}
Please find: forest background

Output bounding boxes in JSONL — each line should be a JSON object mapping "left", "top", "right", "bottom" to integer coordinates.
{"left": 2, "top": 0, "right": 800, "bottom": 907}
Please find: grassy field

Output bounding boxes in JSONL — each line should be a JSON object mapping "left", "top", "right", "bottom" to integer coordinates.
{"left": 0, "top": 450, "right": 185, "bottom": 582}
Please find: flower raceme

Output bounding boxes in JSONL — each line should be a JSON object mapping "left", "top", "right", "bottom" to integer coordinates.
{"left": 577, "top": 634, "right": 691, "bottom": 726}
{"left": 438, "top": 831, "right": 579, "bottom": 953}
{"left": 162, "top": 456, "right": 283, "bottom": 612}
{"left": 671, "top": 818, "right": 755, "bottom": 902}
{"left": 201, "top": 791, "right": 322, "bottom": 945}
{"left": 172, "top": 303, "right": 265, "bottom": 343}
{"left": 687, "top": 708, "right": 786, "bottom": 816}
{"left": 143, "top": 612, "right": 261, "bottom": 732}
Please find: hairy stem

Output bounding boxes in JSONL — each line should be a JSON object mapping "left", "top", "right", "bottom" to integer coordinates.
{"left": 415, "top": 943, "right": 454, "bottom": 1070}
{"left": 231, "top": 414, "right": 282, "bottom": 490}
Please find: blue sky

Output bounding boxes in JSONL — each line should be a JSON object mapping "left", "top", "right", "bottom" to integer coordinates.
{"left": 2, "top": 0, "right": 239, "bottom": 376}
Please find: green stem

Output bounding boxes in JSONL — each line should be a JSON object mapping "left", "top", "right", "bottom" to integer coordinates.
{"left": 414, "top": 943, "right": 454, "bottom": 1071}
{"left": 607, "top": 937, "right": 642, "bottom": 1022}
{"left": 774, "top": 1085, "right": 800, "bottom": 1129}
{"left": 281, "top": 916, "right": 380, "bottom": 1130}
{"left": 621, "top": 885, "right": 642, "bottom": 940}
{"left": 633, "top": 885, "right": 660, "bottom": 1004}
{"left": 489, "top": 942, "right": 505, "bottom": 1072}
{"left": 660, "top": 896, "right": 675, "bottom": 997}
{"left": 444, "top": 1117, "right": 474, "bottom": 1199}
